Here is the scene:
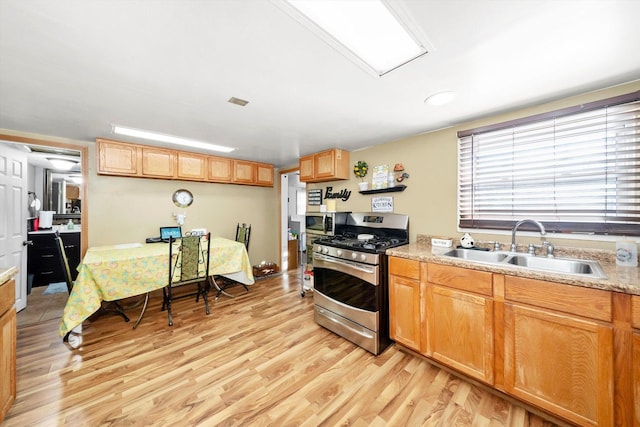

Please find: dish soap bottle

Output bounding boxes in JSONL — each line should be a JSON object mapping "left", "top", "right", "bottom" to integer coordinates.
{"left": 67, "top": 219, "right": 75, "bottom": 230}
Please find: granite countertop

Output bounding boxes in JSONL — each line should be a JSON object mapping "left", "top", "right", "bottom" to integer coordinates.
{"left": 387, "top": 236, "right": 640, "bottom": 296}
{"left": 0, "top": 266, "right": 18, "bottom": 285}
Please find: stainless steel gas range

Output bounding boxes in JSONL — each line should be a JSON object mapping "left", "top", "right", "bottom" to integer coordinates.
{"left": 312, "top": 212, "right": 409, "bottom": 355}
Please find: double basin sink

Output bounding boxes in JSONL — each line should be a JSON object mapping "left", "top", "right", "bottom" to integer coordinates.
{"left": 441, "top": 248, "right": 607, "bottom": 279}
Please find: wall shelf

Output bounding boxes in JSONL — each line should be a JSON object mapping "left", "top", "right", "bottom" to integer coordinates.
{"left": 359, "top": 185, "right": 406, "bottom": 195}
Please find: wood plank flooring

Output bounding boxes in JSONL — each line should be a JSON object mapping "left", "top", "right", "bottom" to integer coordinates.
{"left": 5, "top": 270, "right": 563, "bottom": 426}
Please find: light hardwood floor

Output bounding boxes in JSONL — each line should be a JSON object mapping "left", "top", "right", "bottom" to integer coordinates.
{"left": 5, "top": 270, "right": 563, "bottom": 426}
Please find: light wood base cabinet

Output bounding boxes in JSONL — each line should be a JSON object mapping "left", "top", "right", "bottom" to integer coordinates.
{"left": 388, "top": 257, "right": 636, "bottom": 427}
{"left": 389, "top": 257, "right": 422, "bottom": 351}
{"left": 426, "top": 263, "right": 494, "bottom": 385}
{"left": 0, "top": 278, "right": 16, "bottom": 423}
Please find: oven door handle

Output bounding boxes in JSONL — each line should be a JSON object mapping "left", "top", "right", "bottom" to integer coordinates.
{"left": 318, "top": 307, "right": 374, "bottom": 339}
{"left": 314, "top": 253, "right": 375, "bottom": 274}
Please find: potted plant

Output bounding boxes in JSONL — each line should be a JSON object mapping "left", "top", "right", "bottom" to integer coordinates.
{"left": 354, "top": 160, "right": 369, "bottom": 191}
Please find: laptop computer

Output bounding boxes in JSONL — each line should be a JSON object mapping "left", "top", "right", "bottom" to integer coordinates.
{"left": 159, "top": 226, "right": 182, "bottom": 242}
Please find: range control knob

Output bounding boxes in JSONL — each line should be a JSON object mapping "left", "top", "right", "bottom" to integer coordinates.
{"left": 314, "top": 245, "right": 322, "bottom": 252}
{"left": 351, "top": 252, "right": 358, "bottom": 260}
{"left": 360, "top": 254, "right": 368, "bottom": 262}
{"left": 336, "top": 250, "right": 343, "bottom": 257}
{"left": 322, "top": 247, "right": 330, "bottom": 254}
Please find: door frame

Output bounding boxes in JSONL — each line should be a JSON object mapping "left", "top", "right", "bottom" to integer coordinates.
{"left": 0, "top": 133, "right": 89, "bottom": 259}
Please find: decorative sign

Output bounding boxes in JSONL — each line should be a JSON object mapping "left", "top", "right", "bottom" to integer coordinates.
{"left": 324, "top": 186, "right": 351, "bottom": 202}
{"left": 372, "top": 196, "right": 393, "bottom": 212}
{"left": 307, "top": 189, "right": 322, "bottom": 206}
{"left": 372, "top": 164, "right": 389, "bottom": 190}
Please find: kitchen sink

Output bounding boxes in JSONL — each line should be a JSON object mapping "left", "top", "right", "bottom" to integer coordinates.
{"left": 440, "top": 248, "right": 607, "bottom": 279}
{"left": 442, "top": 248, "right": 510, "bottom": 263}
{"left": 506, "top": 255, "right": 607, "bottom": 278}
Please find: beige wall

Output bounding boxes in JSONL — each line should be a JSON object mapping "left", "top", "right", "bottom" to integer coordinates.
{"left": 304, "top": 80, "right": 640, "bottom": 250}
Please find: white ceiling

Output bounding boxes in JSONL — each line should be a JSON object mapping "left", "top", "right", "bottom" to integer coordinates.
{"left": 1, "top": 0, "right": 639, "bottom": 168}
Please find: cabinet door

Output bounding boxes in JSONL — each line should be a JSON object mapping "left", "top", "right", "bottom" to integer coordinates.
{"left": 177, "top": 152, "right": 206, "bottom": 181}
{"left": 256, "top": 163, "right": 274, "bottom": 187}
{"left": 233, "top": 160, "right": 256, "bottom": 184}
{"left": 97, "top": 139, "right": 138, "bottom": 175}
{"left": 141, "top": 147, "right": 175, "bottom": 178}
{"left": 504, "top": 303, "right": 614, "bottom": 426}
{"left": 207, "top": 156, "right": 232, "bottom": 182}
{"left": 299, "top": 155, "right": 314, "bottom": 182}
{"left": 426, "top": 284, "right": 494, "bottom": 384}
{"left": 314, "top": 150, "right": 336, "bottom": 179}
{"left": 0, "top": 280, "right": 16, "bottom": 422}
{"left": 389, "top": 274, "right": 421, "bottom": 351}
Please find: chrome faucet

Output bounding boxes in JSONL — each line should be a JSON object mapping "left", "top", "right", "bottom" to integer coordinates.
{"left": 510, "top": 219, "right": 546, "bottom": 252}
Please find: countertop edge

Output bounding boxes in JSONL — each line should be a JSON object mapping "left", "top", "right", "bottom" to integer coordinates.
{"left": 0, "top": 266, "right": 18, "bottom": 285}
{"left": 387, "top": 243, "right": 640, "bottom": 296}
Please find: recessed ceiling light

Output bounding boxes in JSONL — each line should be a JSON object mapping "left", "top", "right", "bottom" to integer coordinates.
{"left": 228, "top": 97, "right": 249, "bottom": 107}
{"left": 277, "top": 0, "right": 431, "bottom": 77}
{"left": 112, "top": 125, "right": 235, "bottom": 153}
{"left": 425, "top": 91, "right": 455, "bottom": 106}
{"left": 47, "top": 158, "right": 77, "bottom": 171}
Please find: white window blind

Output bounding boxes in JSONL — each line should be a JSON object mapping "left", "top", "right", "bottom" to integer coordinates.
{"left": 458, "top": 93, "right": 640, "bottom": 236}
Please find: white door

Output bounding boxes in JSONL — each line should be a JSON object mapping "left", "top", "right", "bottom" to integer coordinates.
{"left": 0, "top": 145, "right": 28, "bottom": 311}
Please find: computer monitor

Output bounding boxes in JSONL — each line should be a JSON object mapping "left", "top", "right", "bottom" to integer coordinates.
{"left": 160, "top": 226, "right": 182, "bottom": 240}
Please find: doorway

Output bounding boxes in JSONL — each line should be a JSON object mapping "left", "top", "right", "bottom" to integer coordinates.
{"left": 0, "top": 133, "right": 88, "bottom": 314}
{"left": 279, "top": 169, "right": 306, "bottom": 273}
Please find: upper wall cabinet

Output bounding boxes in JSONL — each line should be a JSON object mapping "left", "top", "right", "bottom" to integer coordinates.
{"left": 299, "top": 148, "right": 350, "bottom": 183}
{"left": 97, "top": 138, "right": 274, "bottom": 187}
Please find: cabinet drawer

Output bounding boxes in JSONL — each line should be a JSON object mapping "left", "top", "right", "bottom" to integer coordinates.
{"left": 0, "top": 279, "right": 14, "bottom": 316}
{"left": 505, "top": 276, "right": 612, "bottom": 322}
{"left": 632, "top": 295, "right": 640, "bottom": 329}
{"left": 427, "top": 263, "right": 493, "bottom": 296}
{"left": 389, "top": 257, "right": 420, "bottom": 280}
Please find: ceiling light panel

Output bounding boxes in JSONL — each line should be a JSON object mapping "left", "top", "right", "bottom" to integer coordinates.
{"left": 112, "top": 125, "right": 235, "bottom": 153}
{"left": 277, "top": 0, "right": 432, "bottom": 76}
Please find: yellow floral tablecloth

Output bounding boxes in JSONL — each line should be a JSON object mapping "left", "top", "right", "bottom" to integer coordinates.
{"left": 59, "top": 237, "right": 254, "bottom": 336}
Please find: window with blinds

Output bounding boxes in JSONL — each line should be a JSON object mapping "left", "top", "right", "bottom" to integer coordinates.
{"left": 457, "top": 92, "right": 640, "bottom": 236}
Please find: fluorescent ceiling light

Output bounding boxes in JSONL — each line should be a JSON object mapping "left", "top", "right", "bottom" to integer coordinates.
{"left": 47, "top": 158, "right": 77, "bottom": 171}
{"left": 112, "top": 125, "right": 235, "bottom": 153}
{"left": 425, "top": 91, "right": 455, "bottom": 106}
{"left": 280, "top": 0, "right": 431, "bottom": 76}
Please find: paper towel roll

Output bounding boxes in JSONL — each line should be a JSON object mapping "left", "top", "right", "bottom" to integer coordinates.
{"left": 39, "top": 211, "right": 54, "bottom": 229}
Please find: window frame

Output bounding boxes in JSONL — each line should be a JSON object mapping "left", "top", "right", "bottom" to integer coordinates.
{"left": 457, "top": 91, "right": 640, "bottom": 237}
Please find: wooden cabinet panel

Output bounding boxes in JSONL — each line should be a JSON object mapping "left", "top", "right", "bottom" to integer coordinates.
{"left": 141, "top": 147, "right": 175, "bottom": 178}
{"left": 299, "top": 149, "right": 350, "bottom": 182}
{"left": 505, "top": 276, "right": 612, "bottom": 322}
{"left": 389, "top": 257, "right": 420, "bottom": 280}
{"left": 299, "top": 155, "right": 314, "bottom": 181}
{"left": 256, "top": 163, "right": 274, "bottom": 187}
{"left": 97, "top": 139, "right": 138, "bottom": 175}
{"left": 427, "top": 262, "right": 493, "bottom": 296}
{"left": 632, "top": 295, "right": 640, "bottom": 329}
{"left": 389, "top": 274, "right": 421, "bottom": 351}
{"left": 233, "top": 160, "right": 255, "bottom": 184}
{"left": 207, "top": 156, "right": 232, "bottom": 182}
{"left": 504, "top": 303, "right": 614, "bottom": 426}
{"left": 426, "top": 284, "right": 494, "bottom": 384}
{"left": 633, "top": 330, "right": 640, "bottom": 425}
{"left": 0, "top": 279, "right": 16, "bottom": 423}
{"left": 177, "top": 152, "right": 206, "bottom": 181}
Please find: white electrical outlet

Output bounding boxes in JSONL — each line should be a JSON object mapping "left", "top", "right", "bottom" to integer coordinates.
{"left": 191, "top": 228, "right": 207, "bottom": 236}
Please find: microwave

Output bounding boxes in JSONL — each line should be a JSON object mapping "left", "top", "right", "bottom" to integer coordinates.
{"left": 305, "top": 212, "right": 349, "bottom": 236}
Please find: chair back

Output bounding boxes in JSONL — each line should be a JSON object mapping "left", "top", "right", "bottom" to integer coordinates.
{"left": 53, "top": 231, "right": 74, "bottom": 293}
{"left": 235, "top": 223, "right": 251, "bottom": 250}
{"left": 169, "top": 233, "right": 211, "bottom": 286}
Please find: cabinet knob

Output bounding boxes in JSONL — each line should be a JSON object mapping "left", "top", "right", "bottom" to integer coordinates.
{"left": 23, "top": 240, "right": 33, "bottom": 246}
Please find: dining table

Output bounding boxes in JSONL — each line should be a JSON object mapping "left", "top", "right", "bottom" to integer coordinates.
{"left": 59, "top": 237, "right": 254, "bottom": 337}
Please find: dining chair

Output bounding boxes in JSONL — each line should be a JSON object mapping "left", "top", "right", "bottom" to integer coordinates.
{"left": 213, "top": 224, "right": 251, "bottom": 300}
{"left": 235, "top": 223, "right": 251, "bottom": 250}
{"left": 162, "top": 232, "right": 213, "bottom": 326}
{"left": 54, "top": 231, "right": 130, "bottom": 342}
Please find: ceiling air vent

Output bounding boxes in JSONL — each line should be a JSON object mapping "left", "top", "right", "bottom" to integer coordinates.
{"left": 228, "top": 97, "right": 249, "bottom": 107}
